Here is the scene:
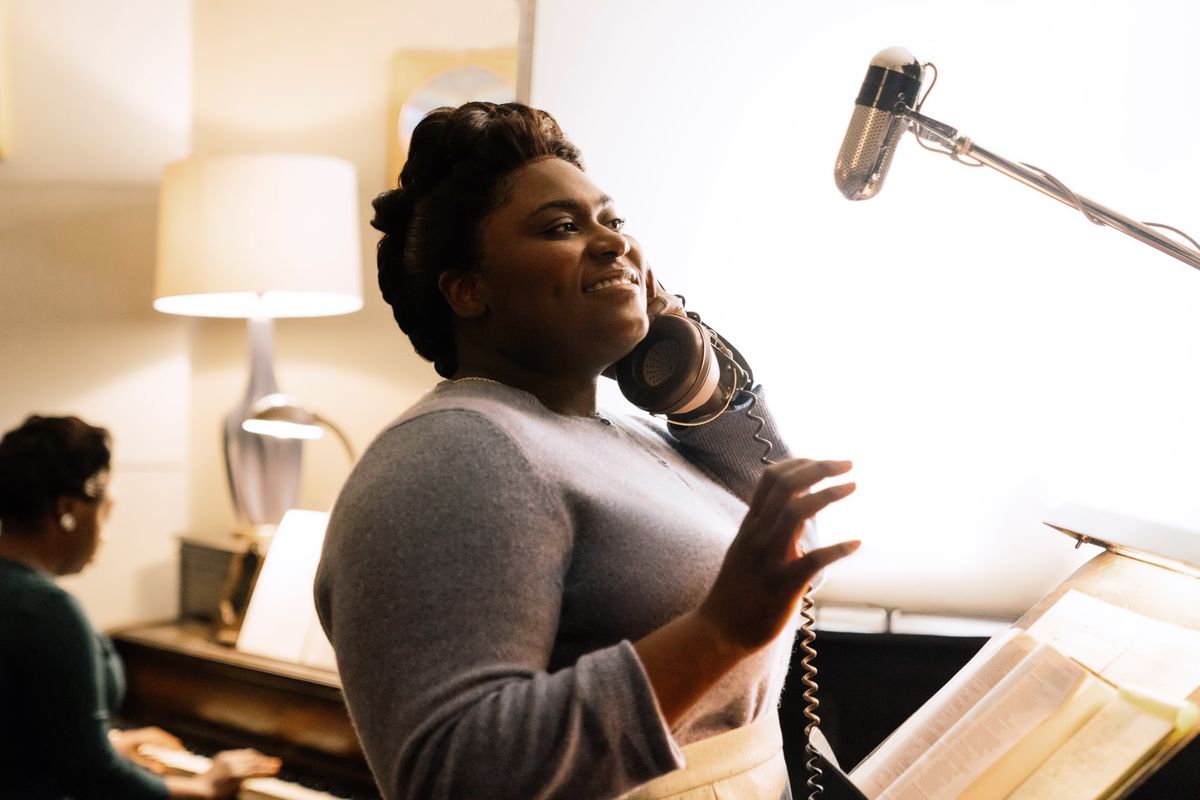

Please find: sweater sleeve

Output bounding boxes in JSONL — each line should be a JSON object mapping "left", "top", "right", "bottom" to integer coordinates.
{"left": 660, "top": 385, "right": 823, "bottom": 571}
{"left": 665, "top": 385, "right": 795, "bottom": 502}
{"left": 314, "top": 411, "right": 682, "bottom": 800}
{"left": 16, "top": 587, "right": 169, "bottom": 799}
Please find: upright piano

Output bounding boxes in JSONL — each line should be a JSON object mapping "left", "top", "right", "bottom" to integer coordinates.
{"left": 110, "top": 533, "right": 380, "bottom": 799}
{"left": 111, "top": 619, "right": 378, "bottom": 799}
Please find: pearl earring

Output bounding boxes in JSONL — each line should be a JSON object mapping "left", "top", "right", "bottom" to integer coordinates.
{"left": 60, "top": 513, "right": 76, "bottom": 532}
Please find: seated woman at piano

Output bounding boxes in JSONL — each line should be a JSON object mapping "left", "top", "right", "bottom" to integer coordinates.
{"left": 315, "top": 102, "right": 861, "bottom": 799}
{"left": 0, "top": 414, "right": 281, "bottom": 799}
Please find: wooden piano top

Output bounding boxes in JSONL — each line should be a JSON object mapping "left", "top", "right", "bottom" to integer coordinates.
{"left": 112, "top": 620, "right": 343, "bottom": 690}
{"left": 111, "top": 620, "right": 376, "bottom": 798}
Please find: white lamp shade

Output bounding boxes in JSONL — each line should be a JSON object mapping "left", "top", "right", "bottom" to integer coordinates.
{"left": 154, "top": 154, "right": 363, "bottom": 318}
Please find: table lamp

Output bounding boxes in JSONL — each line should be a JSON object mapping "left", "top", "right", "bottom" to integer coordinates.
{"left": 154, "top": 154, "right": 363, "bottom": 539}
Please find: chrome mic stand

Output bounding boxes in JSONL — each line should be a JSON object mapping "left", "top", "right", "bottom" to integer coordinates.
{"left": 897, "top": 105, "right": 1200, "bottom": 272}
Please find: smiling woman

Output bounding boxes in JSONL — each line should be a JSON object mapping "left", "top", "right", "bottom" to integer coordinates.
{"left": 440, "top": 157, "right": 651, "bottom": 401}
{"left": 313, "top": 101, "right": 861, "bottom": 800}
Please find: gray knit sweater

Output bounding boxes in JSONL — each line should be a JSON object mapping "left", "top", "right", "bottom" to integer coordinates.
{"left": 314, "top": 380, "right": 809, "bottom": 800}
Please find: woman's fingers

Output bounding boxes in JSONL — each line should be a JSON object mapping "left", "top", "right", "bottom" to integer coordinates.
{"left": 137, "top": 726, "right": 183, "bottom": 749}
{"left": 778, "top": 482, "right": 856, "bottom": 547}
{"left": 745, "top": 459, "right": 853, "bottom": 534}
{"left": 215, "top": 748, "right": 282, "bottom": 778}
{"left": 702, "top": 458, "right": 859, "bottom": 656}
{"left": 788, "top": 539, "right": 862, "bottom": 589}
{"left": 744, "top": 479, "right": 859, "bottom": 561}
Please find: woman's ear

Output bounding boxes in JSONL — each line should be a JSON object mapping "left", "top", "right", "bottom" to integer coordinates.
{"left": 54, "top": 496, "right": 80, "bottom": 532}
{"left": 438, "top": 270, "right": 488, "bottom": 319}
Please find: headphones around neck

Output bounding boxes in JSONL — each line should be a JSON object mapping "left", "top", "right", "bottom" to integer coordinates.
{"left": 608, "top": 281, "right": 753, "bottom": 422}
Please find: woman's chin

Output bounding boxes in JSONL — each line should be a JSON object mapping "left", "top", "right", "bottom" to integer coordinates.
{"left": 601, "top": 330, "right": 649, "bottom": 368}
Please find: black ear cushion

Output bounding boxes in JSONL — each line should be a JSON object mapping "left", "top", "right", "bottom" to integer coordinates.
{"left": 614, "top": 314, "right": 715, "bottom": 414}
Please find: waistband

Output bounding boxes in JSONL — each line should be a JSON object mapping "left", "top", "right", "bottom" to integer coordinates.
{"left": 620, "top": 710, "right": 787, "bottom": 799}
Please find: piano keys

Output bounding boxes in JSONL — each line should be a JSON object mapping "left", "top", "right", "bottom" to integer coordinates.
{"left": 138, "top": 744, "right": 346, "bottom": 800}
{"left": 110, "top": 620, "right": 378, "bottom": 799}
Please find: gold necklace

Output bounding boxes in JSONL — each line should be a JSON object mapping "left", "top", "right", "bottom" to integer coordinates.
{"left": 449, "top": 376, "right": 608, "bottom": 422}
{"left": 449, "top": 376, "right": 503, "bottom": 386}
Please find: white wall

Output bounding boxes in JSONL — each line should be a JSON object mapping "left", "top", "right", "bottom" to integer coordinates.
{"left": 0, "top": 0, "right": 193, "bottom": 628}
{"left": 1, "top": 0, "right": 191, "bottom": 183}
{"left": 0, "top": 0, "right": 521, "bottom": 626}
{"left": 532, "top": 0, "right": 1200, "bottom": 618}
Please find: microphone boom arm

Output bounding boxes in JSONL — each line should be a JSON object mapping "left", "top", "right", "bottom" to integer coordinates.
{"left": 900, "top": 106, "right": 1200, "bottom": 272}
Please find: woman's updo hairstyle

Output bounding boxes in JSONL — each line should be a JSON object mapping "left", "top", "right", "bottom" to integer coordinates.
{"left": 0, "top": 415, "right": 111, "bottom": 530}
{"left": 372, "top": 101, "right": 583, "bottom": 377}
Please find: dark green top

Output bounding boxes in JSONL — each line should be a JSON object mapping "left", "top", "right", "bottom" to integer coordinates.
{"left": 0, "top": 556, "right": 169, "bottom": 799}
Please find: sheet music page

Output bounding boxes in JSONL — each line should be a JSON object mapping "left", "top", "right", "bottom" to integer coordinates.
{"left": 957, "top": 673, "right": 1113, "bottom": 800}
{"left": 850, "top": 628, "right": 1038, "bottom": 798}
{"left": 1006, "top": 690, "right": 1186, "bottom": 800}
{"left": 1027, "top": 589, "right": 1200, "bottom": 699}
{"left": 1025, "top": 590, "right": 1142, "bottom": 673}
{"left": 1101, "top": 620, "right": 1200, "bottom": 700}
{"left": 300, "top": 617, "right": 338, "bottom": 672}
{"left": 876, "top": 643, "right": 1086, "bottom": 800}
{"left": 237, "top": 510, "right": 333, "bottom": 668}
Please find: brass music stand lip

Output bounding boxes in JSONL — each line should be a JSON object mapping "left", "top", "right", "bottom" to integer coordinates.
{"left": 1045, "top": 502, "right": 1200, "bottom": 579}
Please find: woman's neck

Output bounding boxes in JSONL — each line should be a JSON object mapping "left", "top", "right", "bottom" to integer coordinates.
{"left": 451, "top": 358, "right": 599, "bottom": 417}
{"left": 0, "top": 527, "right": 59, "bottom": 575}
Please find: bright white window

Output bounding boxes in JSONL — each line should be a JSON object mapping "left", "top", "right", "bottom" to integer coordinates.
{"left": 530, "top": 0, "right": 1200, "bottom": 618}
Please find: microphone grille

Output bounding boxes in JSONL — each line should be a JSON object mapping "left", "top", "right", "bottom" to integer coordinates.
{"left": 834, "top": 104, "right": 907, "bottom": 201}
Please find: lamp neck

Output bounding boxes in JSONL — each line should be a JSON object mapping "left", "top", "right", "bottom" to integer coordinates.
{"left": 244, "top": 316, "right": 280, "bottom": 403}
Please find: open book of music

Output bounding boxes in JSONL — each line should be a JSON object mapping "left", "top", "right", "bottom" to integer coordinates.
{"left": 848, "top": 590, "right": 1200, "bottom": 800}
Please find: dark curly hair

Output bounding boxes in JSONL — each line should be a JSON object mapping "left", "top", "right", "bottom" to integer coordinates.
{"left": 372, "top": 101, "right": 583, "bottom": 377}
{"left": 0, "top": 415, "right": 111, "bottom": 530}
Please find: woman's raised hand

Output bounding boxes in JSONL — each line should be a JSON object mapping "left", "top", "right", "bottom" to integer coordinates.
{"left": 697, "top": 459, "right": 859, "bottom": 656}
{"left": 636, "top": 459, "right": 859, "bottom": 725}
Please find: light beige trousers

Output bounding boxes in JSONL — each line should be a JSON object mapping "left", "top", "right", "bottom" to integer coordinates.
{"left": 620, "top": 712, "right": 789, "bottom": 800}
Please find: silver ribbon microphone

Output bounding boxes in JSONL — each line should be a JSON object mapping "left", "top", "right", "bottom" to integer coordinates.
{"left": 834, "top": 48, "right": 925, "bottom": 201}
